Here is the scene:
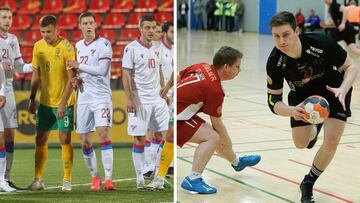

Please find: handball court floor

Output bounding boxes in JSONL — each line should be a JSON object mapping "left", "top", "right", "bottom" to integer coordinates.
{"left": 176, "top": 30, "right": 360, "bottom": 203}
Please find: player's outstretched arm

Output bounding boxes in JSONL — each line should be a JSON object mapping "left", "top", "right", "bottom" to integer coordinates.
{"left": 28, "top": 69, "right": 40, "bottom": 114}
{"left": 58, "top": 69, "right": 76, "bottom": 119}
{"left": 122, "top": 70, "right": 137, "bottom": 113}
{"left": 326, "top": 55, "right": 358, "bottom": 110}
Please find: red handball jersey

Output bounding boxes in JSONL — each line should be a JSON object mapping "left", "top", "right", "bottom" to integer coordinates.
{"left": 177, "top": 63, "right": 225, "bottom": 120}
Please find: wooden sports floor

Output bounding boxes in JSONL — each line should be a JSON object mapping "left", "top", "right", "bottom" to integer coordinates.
{"left": 176, "top": 30, "right": 360, "bottom": 203}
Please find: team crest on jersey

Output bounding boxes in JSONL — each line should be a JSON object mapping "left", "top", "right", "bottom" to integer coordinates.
{"left": 130, "top": 125, "right": 137, "bottom": 131}
{"left": 10, "top": 43, "right": 14, "bottom": 49}
{"left": 140, "top": 54, "right": 144, "bottom": 58}
{"left": 125, "top": 48, "right": 129, "bottom": 53}
{"left": 55, "top": 48, "right": 61, "bottom": 59}
{"left": 91, "top": 49, "right": 96, "bottom": 56}
{"left": 155, "top": 51, "right": 159, "bottom": 57}
{"left": 104, "top": 41, "right": 109, "bottom": 46}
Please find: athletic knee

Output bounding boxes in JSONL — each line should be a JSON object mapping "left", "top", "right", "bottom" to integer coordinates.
{"left": 293, "top": 141, "right": 308, "bottom": 149}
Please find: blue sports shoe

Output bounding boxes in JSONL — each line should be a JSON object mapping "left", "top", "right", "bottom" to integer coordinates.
{"left": 181, "top": 176, "right": 217, "bottom": 194}
{"left": 232, "top": 155, "right": 261, "bottom": 171}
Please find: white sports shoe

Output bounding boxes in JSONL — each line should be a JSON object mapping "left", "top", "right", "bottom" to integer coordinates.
{"left": 62, "top": 180, "right": 72, "bottom": 191}
{"left": 137, "top": 179, "right": 145, "bottom": 189}
{"left": 0, "top": 180, "right": 16, "bottom": 192}
{"left": 28, "top": 179, "right": 45, "bottom": 190}
{"left": 146, "top": 176, "right": 164, "bottom": 190}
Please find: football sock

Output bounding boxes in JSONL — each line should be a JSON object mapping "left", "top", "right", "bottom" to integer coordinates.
{"left": 5, "top": 141, "right": 14, "bottom": 180}
{"left": 35, "top": 145, "right": 48, "bottom": 179}
{"left": 132, "top": 144, "right": 144, "bottom": 180}
{"left": 0, "top": 147, "right": 6, "bottom": 181}
{"left": 82, "top": 146, "right": 98, "bottom": 178}
{"left": 158, "top": 141, "right": 174, "bottom": 178}
{"left": 100, "top": 141, "right": 113, "bottom": 180}
{"left": 144, "top": 139, "right": 152, "bottom": 170}
{"left": 61, "top": 144, "right": 73, "bottom": 181}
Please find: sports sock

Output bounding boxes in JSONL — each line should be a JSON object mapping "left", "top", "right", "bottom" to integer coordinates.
{"left": 61, "top": 144, "right": 73, "bottom": 181}
{"left": 5, "top": 141, "right": 14, "bottom": 180}
{"left": 100, "top": 141, "right": 113, "bottom": 180}
{"left": 0, "top": 147, "right": 6, "bottom": 181}
{"left": 144, "top": 139, "right": 152, "bottom": 170}
{"left": 158, "top": 141, "right": 174, "bottom": 178}
{"left": 188, "top": 171, "right": 202, "bottom": 180}
{"left": 304, "top": 164, "right": 323, "bottom": 184}
{"left": 82, "top": 146, "right": 98, "bottom": 178}
{"left": 231, "top": 155, "right": 240, "bottom": 166}
{"left": 150, "top": 137, "right": 161, "bottom": 169}
{"left": 35, "top": 145, "right": 48, "bottom": 179}
{"left": 132, "top": 144, "right": 144, "bottom": 180}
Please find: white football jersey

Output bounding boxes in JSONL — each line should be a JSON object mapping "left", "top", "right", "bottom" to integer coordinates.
{"left": 0, "top": 33, "right": 24, "bottom": 93}
{"left": 160, "top": 39, "right": 173, "bottom": 84}
{"left": 122, "top": 39, "right": 162, "bottom": 104}
{"left": 75, "top": 37, "right": 112, "bottom": 104}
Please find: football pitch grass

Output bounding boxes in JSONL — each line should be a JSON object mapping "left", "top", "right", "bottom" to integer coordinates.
{"left": 0, "top": 147, "right": 173, "bottom": 202}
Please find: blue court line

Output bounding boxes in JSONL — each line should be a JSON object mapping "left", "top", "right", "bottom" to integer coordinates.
{"left": 178, "top": 156, "right": 295, "bottom": 203}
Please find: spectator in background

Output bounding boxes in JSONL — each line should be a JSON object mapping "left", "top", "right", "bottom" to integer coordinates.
{"left": 304, "top": 9, "right": 321, "bottom": 31}
{"left": 295, "top": 8, "right": 305, "bottom": 33}
{"left": 346, "top": 0, "right": 360, "bottom": 27}
{"left": 214, "top": 0, "right": 224, "bottom": 31}
{"left": 206, "top": 0, "right": 216, "bottom": 30}
{"left": 193, "top": 0, "right": 204, "bottom": 30}
{"left": 179, "top": 0, "right": 189, "bottom": 30}
{"left": 224, "top": 0, "right": 236, "bottom": 32}
{"left": 234, "top": 0, "right": 244, "bottom": 32}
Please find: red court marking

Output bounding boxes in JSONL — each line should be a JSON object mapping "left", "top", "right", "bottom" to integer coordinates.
{"left": 251, "top": 167, "right": 354, "bottom": 203}
{"left": 288, "top": 159, "right": 312, "bottom": 167}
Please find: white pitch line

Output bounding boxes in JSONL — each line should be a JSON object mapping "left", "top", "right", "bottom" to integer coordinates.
{"left": 0, "top": 178, "right": 137, "bottom": 194}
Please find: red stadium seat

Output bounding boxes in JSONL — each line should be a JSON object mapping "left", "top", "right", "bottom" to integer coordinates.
{"left": 0, "top": 0, "right": 17, "bottom": 13}
{"left": 11, "top": 15, "right": 31, "bottom": 30}
{"left": 58, "top": 14, "right": 77, "bottom": 30}
{"left": 59, "top": 30, "right": 69, "bottom": 38}
{"left": 63, "top": 0, "right": 86, "bottom": 13}
{"left": 89, "top": 0, "right": 110, "bottom": 13}
{"left": 112, "top": 45, "right": 125, "bottom": 62}
{"left": 119, "top": 29, "right": 139, "bottom": 45}
{"left": 126, "top": 13, "right": 147, "bottom": 28}
{"left": 22, "top": 31, "right": 42, "bottom": 46}
{"left": 10, "top": 31, "right": 21, "bottom": 39}
{"left": 71, "top": 30, "right": 83, "bottom": 43}
{"left": 111, "top": 62, "right": 122, "bottom": 79}
{"left": 135, "top": 0, "right": 158, "bottom": 12}
{"left": 41, "top": 0, "right": 63, "bottom": 14}
{"left": 98, "top": 29, "right": 116, "bottom": 44}
{"left": 102, "top": 13, "right": 125, "bottom": 29}
{"left": 110, "top": 0, "right": 134, "bottom": 13}
{"left": 31, "top": 15, "right": 44, "bottom": 30}
{"left": 18, "top": 0, "right": 41, "bottom": 14}
{"left": 21, "top": 47, "right": 33, "bottom": 58}
{"left": 94, "top": 14, "right": 102, "bottom": 27}
{"left": 158, "top": 0, "right": 174, "bottom": 12}
{"left": 155, "top": 12, "right": 173, "bottom": 23}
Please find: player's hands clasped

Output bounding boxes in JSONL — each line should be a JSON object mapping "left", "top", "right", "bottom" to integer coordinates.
{"left": 326, "top": 85, "right": 347, "bottom": 110}
{"left": 1, "top": 61, "right": 12, "bottom": 71}
{"left": 292, "top": 103, "right": 307, "bottom": 122}
{"left": 0, "top": 96, "right": 6, "bottom": 109}
{"left": 67, "top": 60, "right": 80, "bottom": 69}
{"left": 71, "top": 76, "right": 83, "bottom": 89}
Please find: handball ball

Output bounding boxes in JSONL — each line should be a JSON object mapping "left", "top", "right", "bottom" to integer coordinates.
{"left": 303, "top": 95, "right": 330, "bottom": 124}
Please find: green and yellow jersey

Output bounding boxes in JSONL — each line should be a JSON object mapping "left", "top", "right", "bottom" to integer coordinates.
{"left": 32, "top": 36, "right": 76, "bottom": 107}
